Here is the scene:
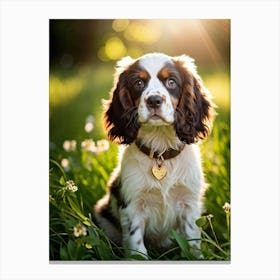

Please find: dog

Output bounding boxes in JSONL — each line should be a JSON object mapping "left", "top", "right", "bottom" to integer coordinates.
{"left": 94, "top": 52, "right": 215, "bottom": 258}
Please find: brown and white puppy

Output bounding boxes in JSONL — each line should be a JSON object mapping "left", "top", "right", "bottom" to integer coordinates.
{"left": 94, "top": 53, "right": 215, "bottom": 258}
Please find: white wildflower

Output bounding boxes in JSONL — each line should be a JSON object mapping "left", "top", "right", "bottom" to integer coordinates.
{"left": 61, "top": 158, "right": 71, "bottom": 172}
{"left": 84, "top": 122, "right": 94, "bottom": 133}
{"left": 81, "top": 139, "right": 110, "bottom": 153}
{"left": 81, "top": 139, "right": 96, "bottom": 153}
{"left": 73, "top": 223, "right": 87, "bottom": 237}
{"left": 63, "top": 140, "right": 77, "bottom": 152}
{"left": 96, "top": 139, "right": 110, "bottom": 153}
{"left": 68, "top": 184, "right": 78, "bottom": 192}
{"left": 65, "top": 180, "right": 78, "bottom": 192}
{"left": 223, "top": 202, "right": 231, "bottom": 213}
{"left": 84, "top": 115, "right": 95, "bottom": 133}
{"left": 207, "top": 214, "right": 214, "bottom": 220}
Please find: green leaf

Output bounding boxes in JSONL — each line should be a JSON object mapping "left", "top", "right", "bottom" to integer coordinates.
{"left": 67, "top": 240, "right": 78, "bottom": 260}
{"left": 171, "top": 230, "right": 194, "bottom": 260}
{"left": 59, "top": 176, "right": 65, "bottom": 186}
{"left": 196, "top": 216, "right": 208, "bottom": 227}
{"left": 80, "top": 236, "right": 101, "bottom": 247}
{"left": 83, "top": 219, "right": 91, "bottom": 226}
{"left": 96, "top": 240, "right": 113, "bottom": 260}
{"left": 60, "top": 246, "right": 69, "bottom": 260}
{"left": 50, "top": 159, "right": 67, "bottom": 179}
{"left": 67, "top": 196, "right": 86, "bottom": 220}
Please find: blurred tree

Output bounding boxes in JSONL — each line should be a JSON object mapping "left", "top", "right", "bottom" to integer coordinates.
{"left": 50, "top": 19, "right": 230, "bottom": 70}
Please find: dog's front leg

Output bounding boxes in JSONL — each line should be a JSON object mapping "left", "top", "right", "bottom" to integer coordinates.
{"left": 120, "top": 207, "right": 148, "bottom": 259}
{"left": 180, "top": 205, "right": 202, "bottom": 258}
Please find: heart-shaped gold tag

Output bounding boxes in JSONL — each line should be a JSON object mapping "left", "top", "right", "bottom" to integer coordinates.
{"left": 152, "top": 165, "right": 167, "bottom": 180}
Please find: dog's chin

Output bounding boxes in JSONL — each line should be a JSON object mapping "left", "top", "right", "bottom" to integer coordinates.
{"left": 140, "top": 114, "right": 173, "bottom": 126}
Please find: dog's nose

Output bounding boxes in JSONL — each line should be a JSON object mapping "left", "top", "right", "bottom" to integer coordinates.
{"left": 146, "top": 95, "right": 163, "bottom": 109}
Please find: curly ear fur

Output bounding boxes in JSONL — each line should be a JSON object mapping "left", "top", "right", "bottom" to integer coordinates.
{"left": 104, "top": 57, "right": 140, "bottom": 144}
{"left": 173, "top": 55, "right": 216, "bottom": 144}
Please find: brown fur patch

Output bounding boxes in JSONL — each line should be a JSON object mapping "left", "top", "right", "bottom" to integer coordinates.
{"left": 159, "top": 67, "right": 170, "bottom": 79}
{"left": 135, "top": 97, "right": 141, "bottom": 106}
{"left": 171, "top": 96, "right": 179, "bottom": 108}
{"left": 139, "top": 70, "right": 149, "bottom": 81}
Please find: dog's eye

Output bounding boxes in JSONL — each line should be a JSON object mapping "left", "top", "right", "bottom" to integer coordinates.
{"left": 134, "top": 79, "right": 145, "bottom": 90}
{"left": 165, "top": 78, "right": 177, "bottom": 89}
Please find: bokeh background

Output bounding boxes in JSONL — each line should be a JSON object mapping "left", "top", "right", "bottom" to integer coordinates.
{"left": 49, "top": 19, "right": 230, "bottom": 260}
{"left": 50, "top": 19, "right": 230, "bottom": 145}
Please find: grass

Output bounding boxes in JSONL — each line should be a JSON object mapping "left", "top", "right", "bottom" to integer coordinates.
{"left": 49, "top": 64, "right": 230, "bottom": 261}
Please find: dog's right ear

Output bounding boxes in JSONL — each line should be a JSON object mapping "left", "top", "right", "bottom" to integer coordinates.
{"left": 103, "top": 56, "right": 140, "bottom": 145}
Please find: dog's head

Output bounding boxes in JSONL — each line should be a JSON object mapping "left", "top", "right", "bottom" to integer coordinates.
{"left": 104, "top": 53, "right": 216, "bottom": 144}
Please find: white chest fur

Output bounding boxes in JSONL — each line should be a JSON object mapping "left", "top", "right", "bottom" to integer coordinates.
{"left": 119, "top": 143, "right": 204, "bottom": 243}
{"left": 120, "top": 143, "right": 203, "bottom": 196}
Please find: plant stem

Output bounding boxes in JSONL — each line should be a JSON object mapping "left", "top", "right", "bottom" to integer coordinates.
{"left": 208, "top": 216, "right": 219, "bottom": 246}
{"left": 226, "top": 212, "right": 230, "bottom": 241}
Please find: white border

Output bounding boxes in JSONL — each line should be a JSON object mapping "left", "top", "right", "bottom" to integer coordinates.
{"left": 0, "top": 1, "right": 279, "bottom": 280}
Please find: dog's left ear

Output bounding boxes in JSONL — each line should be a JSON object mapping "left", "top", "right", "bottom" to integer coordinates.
{"left": 173, "top": 55, "right": 216, "bottom": 144}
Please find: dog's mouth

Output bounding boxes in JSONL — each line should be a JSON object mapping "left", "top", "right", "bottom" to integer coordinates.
{"left": 147, "top": 113, "right": 172, "bottom": 125}
{"left": 138, "top": 107, "right": 174, "bottom": 126}
{"left": 148, "top": 108, "right": 165, "bottom": 120}
{"left": 150, "top": 113, "right": 163, "bottom": 120}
